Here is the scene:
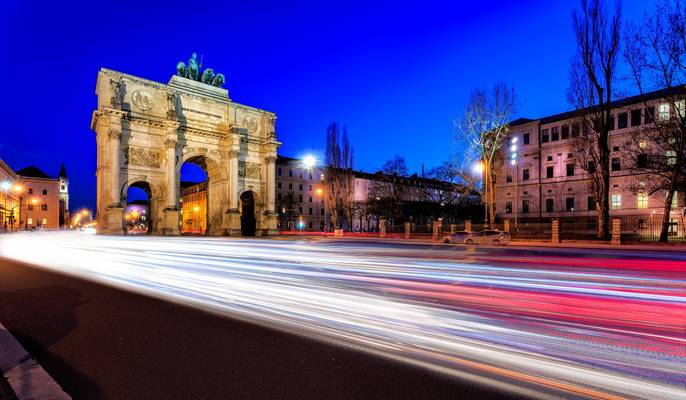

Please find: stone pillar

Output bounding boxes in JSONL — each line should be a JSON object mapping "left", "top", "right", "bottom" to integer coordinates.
{"left": 108, "top": 129, "right": 122, "bottom": 208}
{"left": 465, "top": 220, "right": 472, "bottom": 232}
{"left": 162, "top": 138, "right": 180, "bottom": 235}
{"left": 551, "top": 219, "right": 560, "bottom": 243}
{"left": 432, "top": 219, "right": 442, "bottom": 241}
{"left": 611, "top": 218, "right": 621, "bottom": 245}
{"left": 450, "top": 224, "right": 456, "bottom": 234}
{"left": 404, "top": 222, "right": 411, "bottom": 239}
{"left": 379, "top": 219, "right": 387, "bottom": 238}
{"left": 226, "top": 149, "right": 241, "bottom": 236}
{"left": 264, "top": 155, "right": 278, "bottom": 235}
{"left": 100, "top": 125, "right": 125, "bottom": 235}
{"left": 503, "top": 219, "right": 510, "bottom": 233}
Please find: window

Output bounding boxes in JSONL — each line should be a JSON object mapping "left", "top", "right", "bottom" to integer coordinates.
{"left": 522, "top": 200, "right": 530, "bottom": 213}
{"left": 27, "top": 218, "right": 33, "bottom": 225}
{"left": 289, "top": 170, "right": 293, "bottom": 177}
{"left": 639, "top": 140, "right": 648, "bottom": 150}
{"left": 522, "top": 169, "right": 530, "bottom": 181}
{"left": 309, "top": 196, "right": 312, "bottom": 203}
{"left": 309, "top": 222, "right": 313, "bottom": 229}
{"left": 546, "top": 199, "right": 554, "bottom": 212}
{"left": 666, "top": 150, "right": 677, "bottom": 165}
{"left": 547, "top": 155, "right": 553, "bottom": 161}
{"left": 523, "top": 133, "right": 530, "bottom": 145}
{"left": 288, "top": 193, "right": 293, "bottom": 201}
{"left": 645, "top": 106, "right": 655, "bottom": 124}
{"left": 546, "top": 166, "right": 554, "bottom": 178}
{"left": 637, "top": 154, "right": 648, "bottom": 168}
{"left": 61, "top": 185, "right": 65, "bottom": 191}
{"left": 659, "top": 103, "right": 670, "bottom": 121}
{"left": 309, "top": 173, "right": 313, "bottom": 180}
{"left": 277, "top": 167, "right": 282, "bottom": 176}
{"left": 631, "top": 109, "right": 642, "bottom": 126}
{"left": 28, "top": 188, "right": 33, "bottom": 195}
{"left": 299, "top": 207, "right": 303, "bottom": 214}
{"left": 611, "top": 158, "right": 621, "bottom": 171}
{"left": 561, "top": 125, "right": 569, "bottom": 139}
{"left": 27, "top": 204, "right": 33, "bottom": 211}
{"left": 277, "top": 182, "right": 282, "bottom": 189}
{"left": 637, "top": 192, "right": 648, "bottom": 209}
{"left": 551, "top": 127, "right": 559, "bottom": 141}
{"left": 298, "top": 194, "right": 303, "bottom": 202}
{"left": 277, "top": 193, "right": 281, "bottom": 200}
{"left": 505, "top": 201, "right": 513, "bottom": 214}
{"left": 572, "top": 123, "right": 580, "bottom": 137}
{"left": 586, "top": 161, "right": 596, "bottom": 173}
{"left": 321, "top": 208, "right": 324, "bottom": 215}
{"left": 41, "top": 218, "right": 47, "bottom": 226}
{"left": 566, "top": 197, "right": 575, "bottom": 211}
{"left": 506, "top": 174, "right": 512, "bottom": 183}
{"left": 299, "top": 184, "right": 303, "bottom": 191}
{"left": 309, "top": 208, "right": 313, "bottom": 215}
{"left": 608, "top": 116, "right": 615, "bottom": 130}
{"left": 566, "top": 164, "right": 575, "bottom": 176}
{"left": 542, "top": 129, "right": 549, "bottom": 143}
{"left": 588, "top": 196, "right": 596, "bottom": 211}
{"left": 618, "top": 113, "right": 628, "bottom": 129}
{"left": 567, "top": 153, "right": 574, "bottom": 158}
{"left": 611, "top": 194, "right": 622, "bottom": 210}
{"left": 288, "top": 183, "right": 292, "bottom": 190}
{"left": 41, "top": 204, "right": 48, "bottom": 211}
{"left": 309, "top": 185, "right": 312, "bottom": 191}
{"left": 677, "top": 100, "right": 686, "bottom": 118}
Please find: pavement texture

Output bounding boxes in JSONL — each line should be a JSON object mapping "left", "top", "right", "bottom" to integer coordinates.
{"left": 0, "top": 257, "right": 519, "bottom": 400}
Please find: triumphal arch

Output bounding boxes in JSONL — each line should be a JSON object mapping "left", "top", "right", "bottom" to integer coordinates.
{"left": 91, "top": 54, "right": 280, "bottom": 236}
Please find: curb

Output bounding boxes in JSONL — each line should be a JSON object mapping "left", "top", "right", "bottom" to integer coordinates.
{"left": 0, "top": 323, "right": 70, "bottom": 400}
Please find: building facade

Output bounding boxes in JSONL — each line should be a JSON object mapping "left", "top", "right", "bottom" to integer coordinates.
{"left": 495, "top": 88, "right": 685, "bottom": 235}
{"left": 14, "top": 165, "right": 68, "bottom": 230}
{"left": 0, "top": 159, "right": 21, "bottom": 231}
{"left": 180, "top": 181, "right": 208, "bottom": 234}
{"left": 91, "top": 56, "right": 280, "bottom": 236}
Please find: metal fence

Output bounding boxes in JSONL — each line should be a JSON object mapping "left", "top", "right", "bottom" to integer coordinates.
{"left": 620, "top": 215, "right": 686, "bottom": 242}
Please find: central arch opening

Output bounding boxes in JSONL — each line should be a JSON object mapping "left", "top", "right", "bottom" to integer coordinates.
{"left": 240, "top": 191, "right": 256, "bottom": 236}
{"left": 125, "top": 182, "right": 152, "bottom": 234}
{"left": 180, "top": 159, "right": 209, "bottom": 235}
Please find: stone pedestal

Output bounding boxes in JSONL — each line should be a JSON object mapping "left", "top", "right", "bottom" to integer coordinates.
{"left": 379, "top": 219, "right": 387, "bottom": 238}
{"left": 551, "top": 219, "right": 560, "bottom": 243}
{"left": 465, "top": 220, "right": 472, "bottom": 232}
{"left": 450, "top": 224, "right": 456, "bottom": 234}
{"left": 100, "top": 206, "right": 124, "bottom": 235}
{"left": 611, "top": 218, "right": 621, "bottom": 245}
{"left": 404, "top": 222, "right": 411, "bottom": 239}
{"left": 161, "top": 208, "right": 180, "bottom": 235}
{"left": 503, "top": 219, "right": 510, "bottom": 233}
{"left": 225, "top": 209, "right": 242, "bottom": 236}
{"left": 432, "top": 220, "right": 442, "bottom": 241}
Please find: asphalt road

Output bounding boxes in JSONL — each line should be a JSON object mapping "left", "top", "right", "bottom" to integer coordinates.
{"left": 0, "top": 257, "right": 519, "bottom": 400}
{"left": 0, "top": 233, "right": 684, "bottom": 399}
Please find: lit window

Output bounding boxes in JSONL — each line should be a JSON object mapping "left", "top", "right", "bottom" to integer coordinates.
{"left": 639, "top": 140, "right": 647, "bottom": 149}
{"left": 611, "top": 194, "right": 621, "bottom": 210}
{"left": 659, "top": 103, "right": 670, "bottom": 121}
{"left": 637, "top": 192, "right": 648, "bottom": 209}
{"left": 667, "top": 150, "right": 677, "bottom": 165}
{"left": 41, "top": 218, "right": 47, "bottom": 225}
{"left": 677, "top": 100, "right": 685, "bottom": 119}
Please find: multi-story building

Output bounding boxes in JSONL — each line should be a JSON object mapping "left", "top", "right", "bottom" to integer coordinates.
{"left": 180, "top": 181, "right": 208, "bottom": 234}
{"left": 275, "top": 155, "right": 469, "bottom": 232}
{"left": 14, "top": 165, "right": 69, "bottom": 229}
{"left": 0, "top": 159, "right": 21, "bottom": 231}
{"left": 495, "top": 87, "right": 685, "bottom": 234}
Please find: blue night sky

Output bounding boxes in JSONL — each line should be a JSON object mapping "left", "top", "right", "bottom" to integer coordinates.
{"left": 0, "top": 0, "right": 652, "bottom": 211}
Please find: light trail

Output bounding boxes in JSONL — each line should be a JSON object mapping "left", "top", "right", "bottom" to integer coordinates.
{"left": 1, "top": 232, "right": 685, "bottom": 399}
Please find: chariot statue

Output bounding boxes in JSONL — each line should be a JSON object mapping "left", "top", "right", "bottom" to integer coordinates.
{"left": 175, "top": 52, "right": 226, "bottom": 88}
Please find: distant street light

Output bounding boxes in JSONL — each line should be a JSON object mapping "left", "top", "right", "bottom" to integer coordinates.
{"left": 1, "top": 180, "right": 11, "bottom": 231}
{"left": 472, "top": 162, "right": 484, "bottom": 175}
{"left": 303, "top": 155, "right": 317, "bottom": 169}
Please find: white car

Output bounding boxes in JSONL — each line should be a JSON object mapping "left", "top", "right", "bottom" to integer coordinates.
{"left": 466, "top": 230, "right": 511, "bottom": 246}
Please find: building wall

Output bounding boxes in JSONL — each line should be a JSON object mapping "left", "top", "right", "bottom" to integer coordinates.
{"left": 275, "top": 158, "right": 326, "bottom": 231}
{"left": 0, "top": 159, "right": 20, "bottom": 230}
{"left": 180, "top": 183, "right": 207, "bottom": 234}
{"left": 495, "top": 96, "right": 684, "bottom": 231}
{"left": 22, "top": 178, "right": 60, "bottom": 229}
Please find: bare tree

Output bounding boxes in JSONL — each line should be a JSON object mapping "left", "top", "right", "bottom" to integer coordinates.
{"left": 624, "top": 0, "right": 686, "bottom": 241}
{"left": 568, "top": 0, "right": 622, "bottom": 239}
{"left": 324, "top": 122, "right": 354, "bottom": 230}
{"left": 368, "top": 156, "right": 409, "bottom": 224}
{"left": 456, "top": 83, "right": 517, "bottom": 227}
{"left": 425, "top": 160, "right": 475, "bottom": 206}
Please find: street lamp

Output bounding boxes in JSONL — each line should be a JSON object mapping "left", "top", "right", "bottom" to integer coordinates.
{"left": 315, "top": 187, "right": 327, "bottom": 233}
{"left": 1, "top": 180, "right": 11, "bottom": 231}
{"left": 302, "top": 155, "right": 317, "bottom": 169}
{"left": 193, "top": 205, "right": 201, "bottom": 234}
{"left": 29, "top": 198, "right": 38, "bottom": 230}
{"left": 510, "top": 137, "right": 519, "bottom": 230}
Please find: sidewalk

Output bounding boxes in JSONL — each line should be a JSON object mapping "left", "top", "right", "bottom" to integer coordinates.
{"left": 0, "top": 323, "right": 70, "bottom": 400}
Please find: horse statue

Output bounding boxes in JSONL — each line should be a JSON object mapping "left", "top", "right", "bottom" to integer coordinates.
{"left": 201, "top": 68, "right": 215, "bottom": 84}
{"left": 211, "top": 73, "right": 225, "bottom": 88}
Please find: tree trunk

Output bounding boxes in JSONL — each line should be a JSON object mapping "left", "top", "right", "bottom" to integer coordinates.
{"left": 659, "top": 188, "right": 675, "bottom": 242}
{"left": 597, "top": 141, "right": 611, "bottom": 240}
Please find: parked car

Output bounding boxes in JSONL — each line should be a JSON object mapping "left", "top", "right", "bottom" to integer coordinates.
{"left": 467, "top": 230, "right": 511, "bottom": 246}
{"left": 443, "top": 231, "right": 474, "bottom": 244}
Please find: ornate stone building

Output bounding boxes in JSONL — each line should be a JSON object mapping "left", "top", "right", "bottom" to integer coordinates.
{"left": 91, "top": 57, "right": 280, "bottom": 236}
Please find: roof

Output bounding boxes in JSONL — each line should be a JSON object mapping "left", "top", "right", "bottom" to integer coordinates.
{"left": 58, "top": 163, "right": 67, "bottom": 178}
{"left": 508, "top": 85, "right": 686, "bottom": 127}
{"left": 15, "top": 166, "right": 53, "bottom": 179}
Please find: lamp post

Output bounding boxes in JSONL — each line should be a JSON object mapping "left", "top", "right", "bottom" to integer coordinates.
{"left": 510, "top": 137, "right": 519, "bottom": 231}
{"left": 316, "top": 187, "right": 326, "bottom": 233}
{"left": 193, "top": 205, "right": 200, "bottom": 234}
{"left": 29, "top": 198, "right": 38, "bottom": 230}
{"left": 1, "top": 180, "right": 10, "bottom": 232}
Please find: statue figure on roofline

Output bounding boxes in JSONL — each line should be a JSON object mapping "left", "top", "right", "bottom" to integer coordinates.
{"left": 175, "top": 53, "right": 226, "bottom": 88}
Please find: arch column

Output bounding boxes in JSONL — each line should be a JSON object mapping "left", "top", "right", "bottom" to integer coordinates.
{"left": 161, "top": 136, "right": 180, "bottom": 235}
{"left": 97, "top": 110, "right": 125, "bottom": 235}
{"left": 263, "top": 155, "right": 278, "bottom": 235}
{"left": 225, "top": 149, "right": 242, "bottom": 236}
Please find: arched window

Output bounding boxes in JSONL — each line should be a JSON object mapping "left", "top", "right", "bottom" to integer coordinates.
{"left": 42, "top": 189, "right": 48, "bottom": 195}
